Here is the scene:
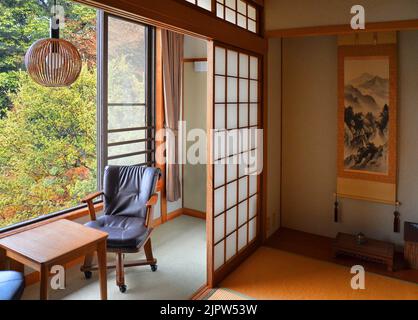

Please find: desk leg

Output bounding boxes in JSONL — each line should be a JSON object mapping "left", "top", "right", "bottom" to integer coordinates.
{"left": 40, "top": 265, "right": 49, "bottom": 300}
{"left": 97, "top": 240, "right": 107, "bottom": 300}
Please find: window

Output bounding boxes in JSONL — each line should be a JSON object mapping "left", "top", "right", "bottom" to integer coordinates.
{"left": 100, "top": 14, "right": 155, "bottom": 178}
{"left": 0, "top": 3, "right": 155, "bottom": 231}
{"left": 216, "top": 0, "right": 258, "bottom": 33}
{"left": 0, "top": 0, "right": 97, "bottom": 230}
{"left": 185, "top": 0, "right": 212, "bottom": 11}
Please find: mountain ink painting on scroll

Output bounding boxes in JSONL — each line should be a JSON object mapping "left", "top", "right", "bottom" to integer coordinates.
{"left": 337, "top": 44, "right": 397, "bottom": 204}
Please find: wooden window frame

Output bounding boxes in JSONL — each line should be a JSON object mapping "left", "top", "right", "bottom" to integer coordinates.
{"left": 99, "top": 13, "right": 157, "bottom": 177}
{"left": 0, "top": 10, "right": 158, "bottom": 235}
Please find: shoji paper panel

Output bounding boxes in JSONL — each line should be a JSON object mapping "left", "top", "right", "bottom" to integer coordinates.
{"left": 210, "top": 43, "right": 261, "bottom": 273}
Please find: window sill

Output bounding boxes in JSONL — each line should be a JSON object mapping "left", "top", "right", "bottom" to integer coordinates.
{"left": 0, "top": 202, "right": 104, "bottom": 240}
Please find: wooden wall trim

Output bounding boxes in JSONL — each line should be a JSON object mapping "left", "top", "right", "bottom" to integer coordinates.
{"left": 266, "top": 19, "right": 418, "bottom": 38}
{"left": 183, "top": 208, "right": 206, "bottom": 219}
{"left": 74, "top": 0, "right": 266, "bottom": 54}
{"left": 183, "top": 58, "right": 207, "bottom": 62}
{"left": 155, "top": 28, "right": 168, "bottom": 224}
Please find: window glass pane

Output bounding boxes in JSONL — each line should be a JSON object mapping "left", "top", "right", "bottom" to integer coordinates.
{"left": 108, "top": 105, "right": 147, "bottom": 130}
{"left": 108, "top": 17, "right": 146, "bottom": 104}
{"left": 108, "top": 154, "right": 146, "bottom": 166}
{"left": 0, "top": 0, "right": 97, "bottom": 229}
{"left": 108, "top": 142, "right": 146, "bottom": 158}
{"left": 108, "top": 130, "right": 147, "bottom": 144}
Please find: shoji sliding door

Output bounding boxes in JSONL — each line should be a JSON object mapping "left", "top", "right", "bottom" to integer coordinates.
{"left": 208, "top": 42, "right": 262, "bottom": 284}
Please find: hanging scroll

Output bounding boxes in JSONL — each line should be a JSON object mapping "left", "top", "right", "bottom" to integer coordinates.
{"left": 337, "top": 43, "right": 398, "bottom": 204}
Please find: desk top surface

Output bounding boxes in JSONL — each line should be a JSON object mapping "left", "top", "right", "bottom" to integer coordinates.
{"left": 0, "top": 219, "right": 107, "bottom": 264}
{"left": 334, "top": 232, "right": 394, "bottom": 258}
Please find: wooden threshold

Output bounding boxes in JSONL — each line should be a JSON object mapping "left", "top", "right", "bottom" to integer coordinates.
{"left": 266, "top": 19, "right": 418, "bottom": 38}
{"left": 189, "top": 283, "right": 211, "bottom": 300}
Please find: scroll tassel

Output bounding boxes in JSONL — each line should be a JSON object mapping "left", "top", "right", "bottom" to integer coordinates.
{"left": 394, "top": 202, "right": 400, "bottom": 233}
{"left": 334, "top": 194, "right": 339, "bottom": 223}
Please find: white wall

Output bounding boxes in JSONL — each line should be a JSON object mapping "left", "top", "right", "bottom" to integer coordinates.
{"left": 266, "top": 38, "right": 282, "bottom": 237}
{"left": 280, "top": 31, "right": 418, "bottom": 245}
{"left": 265, "top": 0, "right": 418, "bottom": 30}
{"left": 183, "top": 62, "right": 207, "bottom": 212}
{"left": 184, "top": 35, "right": 207, "bottom": 59}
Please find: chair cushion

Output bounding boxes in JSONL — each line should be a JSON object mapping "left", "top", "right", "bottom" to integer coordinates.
{"left": 86, "top": 215, "right": 149, "bottom": 249}
{"left": 0, "top": 271, "right": 24, "bottom": 300}
{"left": 103, "top": 166, "right": 160, "bottom": 219}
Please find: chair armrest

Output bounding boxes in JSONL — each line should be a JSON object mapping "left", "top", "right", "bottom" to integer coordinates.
{"left": 82, "top": 191, "right": 104, "bottom": 221}
{"left": 82, "top": 191, "right": 104, "bottom": 204}
{"left": 146, "top": 194, "right": 159, "bottom": 207}
{"left": 145, "top": 194, "right": 159, "bottom": 227}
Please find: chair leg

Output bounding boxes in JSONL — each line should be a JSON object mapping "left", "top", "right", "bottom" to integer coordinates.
{"left": 144, "top": 239, "right": 158, "bottom": 272}
{"left": 82, "top": 253, "right": 94, "bottom": 279}
{"left": 116, "top": 252, "right": 126, "bottom": 293}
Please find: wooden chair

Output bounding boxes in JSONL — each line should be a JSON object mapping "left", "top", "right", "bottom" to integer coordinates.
{"left": 81, "top": 165, "right": 161, "bottom": 293}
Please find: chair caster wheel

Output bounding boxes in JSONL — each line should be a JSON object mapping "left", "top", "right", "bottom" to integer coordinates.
{"left": 119, "top": 285, "right": 127, "bottom": 293}
{"left": 84, "top": 271, "right": 92, "bottom": 279}
{"left": 151, "top": 264, "right": 158, "bottom": 272}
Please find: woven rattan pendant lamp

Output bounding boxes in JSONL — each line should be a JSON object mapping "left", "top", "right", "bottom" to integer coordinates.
{"left": 25, "top": 1, "right": 82, "bottom": 87}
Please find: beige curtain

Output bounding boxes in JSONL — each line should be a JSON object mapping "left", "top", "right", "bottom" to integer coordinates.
{"left": 162, "top": 30, "right": 183, "bottom": 202}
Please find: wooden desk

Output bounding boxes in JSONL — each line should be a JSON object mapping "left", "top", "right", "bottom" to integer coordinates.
{"left": 333, "top": 232, "right": 395, "bottom": 271}
{"left": 0, "top": 219, "right": 108, "bottom": 300}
